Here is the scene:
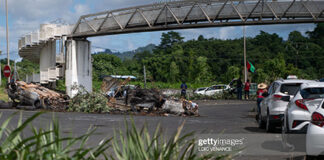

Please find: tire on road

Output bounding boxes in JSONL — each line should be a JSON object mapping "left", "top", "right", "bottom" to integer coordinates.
{"left": 258, "top": 110, "right": 266, "bottom": 129}
{"left": 33, "top": 100, "right": 42, "bottom": 109}
{"left": 266, "top": 110, "right": 275, "bottom": 133}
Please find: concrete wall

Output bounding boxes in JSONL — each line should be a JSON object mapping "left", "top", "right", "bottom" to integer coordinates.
{"left": 65, "top": 39, "right": 92, "bottom": 97}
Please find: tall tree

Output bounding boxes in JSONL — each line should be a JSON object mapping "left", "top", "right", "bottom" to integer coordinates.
{"left": 157, "top": 31, "right": 184, "bottom": 54}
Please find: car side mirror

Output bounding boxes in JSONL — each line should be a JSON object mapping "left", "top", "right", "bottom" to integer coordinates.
{"left": 281, "top": 96, "right": 290, "bottom": 102}
{"left": 262, "top": 92, "right": 269, "bottom": 97}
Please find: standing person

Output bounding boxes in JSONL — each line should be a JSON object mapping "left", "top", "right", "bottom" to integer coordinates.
{"left": 256, "top": 83, "right": 267, "bottom": 119}
{"left": 180, "top": 82, "right": 188, "bottom": 99}
{"left": 244, "top": 79, "right": 251, "bottom": 100}
{"left": 236, "top": 78, "right": 243, "bottom": 100}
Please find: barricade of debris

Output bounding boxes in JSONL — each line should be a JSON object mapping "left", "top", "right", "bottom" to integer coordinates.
{"left": 7, "top": 81, "right": 68, "bottom": 111}
{"left": 6, "top": 79, "right": 199, "bottom": 116}
{"left": 102, "top": 77, "right": 199, "bottom": 116}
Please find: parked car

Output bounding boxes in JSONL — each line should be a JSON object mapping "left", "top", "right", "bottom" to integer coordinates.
{"left": 258, "top": 79, "right": 315, "bottom": 132}
{"left": 306, "top": 100, "right": 324, "bottom": 156}
{"left": 282, "top": 82, "right": 324, "bottom": 134}
{"left": 203, "top": 85, "right": 230, "bottom": 96}
{"left": 194, "top": 87, "right": 208, "bottom": 95}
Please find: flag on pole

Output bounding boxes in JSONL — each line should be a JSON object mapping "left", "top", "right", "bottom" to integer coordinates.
{"left": 247, "top": 60, "right": 255, "bottom": 73}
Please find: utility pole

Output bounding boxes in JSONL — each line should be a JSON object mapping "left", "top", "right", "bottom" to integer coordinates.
{"left": 0, "top": 62, "right": 1, "bottom": 86}
{"left": 14, "top": 60, "right": 18, "bottom": 81}
{"left": 143, "top": 65, "right": 147, "bottom": 89}
{"left": 243, "top": 26, "right": 247, "bottom": 83}
{"left": 6, "top": 0, "right": 10, "bottom": 82}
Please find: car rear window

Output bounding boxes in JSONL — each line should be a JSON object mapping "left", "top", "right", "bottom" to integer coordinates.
{"left": 215, "top": 86, "right": 225, "bottom": 89}
{"left": 300, "top": 88, "right": 324, "bottom": 99}
{"left": 280, "top": 83, "right": 302, "bottom": 95}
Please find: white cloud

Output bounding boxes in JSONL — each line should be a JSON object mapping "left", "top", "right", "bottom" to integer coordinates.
{"left": 5, "top": 0, "right": 73, "bottom": 21}
{"left": 74, "top": 4, "right": 91, "bottom": 16}
{"left": 219, "top": 27, "right": 237, "bottom": 40}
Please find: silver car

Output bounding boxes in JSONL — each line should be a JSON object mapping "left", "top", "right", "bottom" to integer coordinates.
{"left": 258, "top": 79, "right": 315, "bottom": 132}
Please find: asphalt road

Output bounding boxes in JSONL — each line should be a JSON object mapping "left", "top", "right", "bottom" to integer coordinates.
{"left": 0, "top": 100, "right": 308, "bottom": 160}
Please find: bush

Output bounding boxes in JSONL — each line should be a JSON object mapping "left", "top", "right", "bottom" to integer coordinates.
{"left": 68, "top": 85, "right": 110, "bottom": 113}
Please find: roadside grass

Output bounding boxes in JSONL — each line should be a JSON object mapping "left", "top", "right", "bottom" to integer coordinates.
{"left": 0, "top": 112, "right": 227, "bottom": 160}
{"left": 0, "top": 85, "right": 8, "bottom": 102}
{"left": 92, "top": 80, "right": 217, "bottom": 91}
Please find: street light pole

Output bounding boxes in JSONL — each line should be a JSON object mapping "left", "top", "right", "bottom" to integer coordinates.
{"left": 243, "top": 26, "right": 247, "bottom": 83}
{"left": 6, "top": 0, "right": 10, "bottom": 82}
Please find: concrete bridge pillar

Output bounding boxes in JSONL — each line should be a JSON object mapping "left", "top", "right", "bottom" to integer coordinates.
{"left": 40, "top": 40, "right": 56, "bottom": 84}
{"left": 65, "top": 39, "right": 92, "bottom": 98}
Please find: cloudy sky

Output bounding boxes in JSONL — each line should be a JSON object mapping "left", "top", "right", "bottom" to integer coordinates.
{"left": 0, "top": 0, "right": 316, "bottom": 60}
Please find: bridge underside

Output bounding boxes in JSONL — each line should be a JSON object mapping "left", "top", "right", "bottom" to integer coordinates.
{"left": 71, "top": 0, "right": 324, "bottom": 37}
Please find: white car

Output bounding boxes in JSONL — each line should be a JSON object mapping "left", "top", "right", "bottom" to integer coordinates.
{"left": 306, "top": 99, "right": 324, "bottom": 156}
{"left": 258, "top": 79, "right": 315, "bottom": 132}
{"left": 194, "top": 87, "right": 208, "bottom": 95}
{"left": 203, "top": 85, "right": 229, "bottom": 96}
{"left": 283, "top": 82, "right": 324, "bottom": 134}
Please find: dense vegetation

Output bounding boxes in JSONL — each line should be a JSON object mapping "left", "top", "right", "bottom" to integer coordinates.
{"left": 92, "top": 23, "right": 324, "bottom": 86}
{"left": 1, "top": 23, "right": 324, "bottom": 89}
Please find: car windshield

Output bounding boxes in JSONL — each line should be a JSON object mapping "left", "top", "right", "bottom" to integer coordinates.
{"left": 198, "top": 88, "right": 206, "bottom": 91}
{"left": 280, "top": 83, "right": 302, "bottom": 95}
{"left": 300, "top": 87, "right": 324, "bottom": 99}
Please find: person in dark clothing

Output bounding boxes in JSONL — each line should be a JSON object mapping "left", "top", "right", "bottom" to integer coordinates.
{"left": 236, "top": 78, "right": 243, "bottom": 100}
{"left": 180, "top": 82, "right": 188, "bottom": 99}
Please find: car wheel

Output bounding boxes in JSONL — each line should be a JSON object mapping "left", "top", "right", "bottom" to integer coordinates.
{"left": 305, "top": 155, "right": 319, "bottom": 160}
{"left": 9, "top": 101, "right": 18, "bottom": 108}
{"left": 266, "top": 111, "right": 275, "bottom": 133}
{"left": 33, "top": 100, "right": 42, "bottom": 109}
{"left": 258, "top": 110, "right": 265, "bottom": 129}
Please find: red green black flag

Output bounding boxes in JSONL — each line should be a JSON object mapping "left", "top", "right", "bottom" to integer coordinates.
{"left": 247, "top": 61, "right": 255, "bottom": 73}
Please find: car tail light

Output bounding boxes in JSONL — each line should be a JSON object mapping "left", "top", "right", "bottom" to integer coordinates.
{"left": 311, "top": 112, "right": 324, "bottom": 127}
{"left": 295, "top": 99, "right": 308, "bottom": 111}
{"left": 273, "top": 94, "right": 282, "bottom": 100}
{"left": 292, "top": 120, "right": 304, "bottom": 128}
{"left": 272, "top": 115, "right": 280, "bottom": 119}
{"left": 292, "top": 121, "right": 297, "bottom": 128}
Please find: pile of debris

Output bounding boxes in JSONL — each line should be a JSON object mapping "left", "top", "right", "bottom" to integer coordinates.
{"left": 107, "top": 88, "right": 199, "bottom": 116}
{"left": 6, "top": 79, "right": 199, "bottom": 116}
{"left": 7, "top": 81, "right": 68, "bottom": 111}
{"left": 100, "top": 77, "right": 199, "bottom": 116}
